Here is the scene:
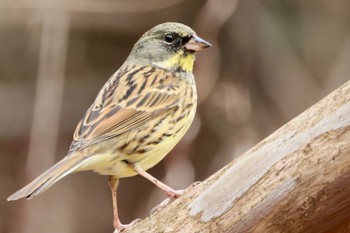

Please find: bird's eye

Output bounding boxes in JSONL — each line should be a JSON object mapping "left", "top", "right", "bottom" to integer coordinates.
{"left": 164, "top": 34, "right": 175, "bottom": 44}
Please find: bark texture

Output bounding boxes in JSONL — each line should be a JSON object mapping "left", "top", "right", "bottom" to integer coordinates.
{"left": 127, "top": 81, "right": 350, "bottom": 233}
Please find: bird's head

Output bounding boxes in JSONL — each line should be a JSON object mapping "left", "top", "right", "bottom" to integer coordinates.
{"left": 126, "top": 22, "right": 211, "bottom": 73}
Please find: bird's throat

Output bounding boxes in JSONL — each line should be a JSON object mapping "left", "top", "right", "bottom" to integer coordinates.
{"left": 156, "top": 51, "right": 195, "bottom": 73}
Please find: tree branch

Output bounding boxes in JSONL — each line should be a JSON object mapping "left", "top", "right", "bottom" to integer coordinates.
{"left": 127, "top": 80, "right": 350, "bottom": 233}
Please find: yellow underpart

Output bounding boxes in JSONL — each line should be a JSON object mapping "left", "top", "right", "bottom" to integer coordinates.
{"left": 157, "top": 51, "right": 195, "bottom": 73}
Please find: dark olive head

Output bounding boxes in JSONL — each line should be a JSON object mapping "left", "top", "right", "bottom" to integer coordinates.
{"left": 126, "top": 22, "right": 211, "bottom": 72}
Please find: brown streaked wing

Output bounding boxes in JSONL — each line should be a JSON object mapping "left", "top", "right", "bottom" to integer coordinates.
{"left": 68, "top": 65, "right": 185, "bottom": 154}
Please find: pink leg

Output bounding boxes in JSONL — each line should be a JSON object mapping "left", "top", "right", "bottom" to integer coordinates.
{"left": 129, "top": 163, "right": 184, "bottom": 198}
{"left": 108, "top": 176, "right": 141, "bottom": 232}
{"left": 108, "top": 176, "right": 123, "bottom": 230}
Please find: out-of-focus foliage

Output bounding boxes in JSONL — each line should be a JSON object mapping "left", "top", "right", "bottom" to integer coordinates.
{"left": 1, "top": 0, "right": 349, "bottom": 232}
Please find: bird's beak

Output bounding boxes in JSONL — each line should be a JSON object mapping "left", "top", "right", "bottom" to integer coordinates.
{"left": 184, "top": 35, "right": 212, "bottom": 52}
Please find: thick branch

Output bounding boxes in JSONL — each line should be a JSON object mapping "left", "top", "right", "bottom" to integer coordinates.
{"left": 128, "top": 81, "right": 350, "bottom": 233}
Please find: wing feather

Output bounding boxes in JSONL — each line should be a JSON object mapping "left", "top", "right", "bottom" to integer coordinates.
{"left": 68, "top": 65, "right": 185, "bottom": 154}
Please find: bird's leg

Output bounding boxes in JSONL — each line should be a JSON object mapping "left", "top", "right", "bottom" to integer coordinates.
{"left": 108, "top": 176, "right": 141, "bottom": 232}
{"left": 129, "top": 163, "right": 187, "bottom": 214}
{"left": 129, "top": 163, "right": 201, "bottom": 214}
{"left": 108, "top": 176, "right": 124, "bottom": 231}
{"left": 108, "top": 176, "right": 142, "bottom": 232}
{"left": 129, "top": 163, "right": 184, "bottom": 199}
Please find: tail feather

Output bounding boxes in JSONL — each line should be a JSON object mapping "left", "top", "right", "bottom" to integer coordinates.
{"left": 7, "top": 155, "right": 90, "bottom": 201}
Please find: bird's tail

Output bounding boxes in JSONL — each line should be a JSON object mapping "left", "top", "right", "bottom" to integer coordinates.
{"left": 7, "top": 154, "right": 90, "bottom": 201}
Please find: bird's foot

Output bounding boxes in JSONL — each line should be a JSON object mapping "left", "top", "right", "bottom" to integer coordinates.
{"left": 113, "top": 219, "right": 142, "bottom": 233}
{"left": 151, "top": 181, "right": 201, "bottom": 214}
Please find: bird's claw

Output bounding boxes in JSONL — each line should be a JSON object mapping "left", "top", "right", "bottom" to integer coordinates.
{"left": 113, "top": 219, "right": 142, "bottom": 233}
{"left": 151, "top": 181, "right": 201, "bottom": 214}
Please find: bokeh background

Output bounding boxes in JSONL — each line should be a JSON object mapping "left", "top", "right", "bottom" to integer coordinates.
{"left": 1, "top": 0, "right": 349, "bottom": 232}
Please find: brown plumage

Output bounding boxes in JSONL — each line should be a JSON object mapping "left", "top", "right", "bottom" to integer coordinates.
{"left": 8, "top": 22, "right": 211, "bottom": 232}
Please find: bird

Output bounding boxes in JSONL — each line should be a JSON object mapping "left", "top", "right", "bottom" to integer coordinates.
{"left": 7, "top": 22, "right": 211, "bottom": 232}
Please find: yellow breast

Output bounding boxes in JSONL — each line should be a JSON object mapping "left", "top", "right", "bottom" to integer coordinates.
{"left": 77, "top": 67, "right": 197, "bottom": 178}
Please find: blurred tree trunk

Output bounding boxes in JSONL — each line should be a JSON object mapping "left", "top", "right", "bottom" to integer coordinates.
{"left": 127, "top": 80, "right": 350, "bottom": 233}
{"left": 21, "top": 11, "right": 70, "bottom": 233}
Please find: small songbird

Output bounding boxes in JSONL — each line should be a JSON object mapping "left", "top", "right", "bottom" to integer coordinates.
{"left": 7, "top": 22, "right": 211, "bottom": 232}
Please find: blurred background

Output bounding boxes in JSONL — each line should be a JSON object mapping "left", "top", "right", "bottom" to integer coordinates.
{"left": 1, "top": 0, "right": 349, "bottom": 232}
